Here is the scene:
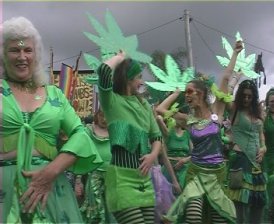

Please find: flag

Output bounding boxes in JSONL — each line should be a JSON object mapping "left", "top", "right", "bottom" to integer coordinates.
{"left": 70, "top": 51, "right": 82, "bottom": 102}
{"left": 49, "top": 47, "right": 54, "bottom": 84}
{"left": 59, "top": 63, "right": 73, "bottom": 99}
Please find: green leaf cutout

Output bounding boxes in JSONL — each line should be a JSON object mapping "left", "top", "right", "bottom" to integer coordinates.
{"left": 216, "top": 31, "right": 260, "bottom": 79}
{"left": 83, "top": 10, "right": 152, "bottom": 63}
{"left": 146, "top": 54, "right": 195, "bottom": 91}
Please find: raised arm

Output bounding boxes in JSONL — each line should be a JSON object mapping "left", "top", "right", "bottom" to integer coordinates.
{"left": 156, "top": 90, "right": 188, "bottom": 125}
{"left": 104, "top": 51, "right": 126, "bottom": 70}
{"left": 97, "top": 51, "right": 126, "bottom": 110}
{"left": 214, "top": 41, "right": 243, "bottom": 119}
{"left": 219, "top": 41, "right": 243, "bottom": 94}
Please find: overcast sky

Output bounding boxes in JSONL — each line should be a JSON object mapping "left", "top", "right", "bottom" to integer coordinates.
{"left": 1, "top": 1, "right": 274, "bottom": 99}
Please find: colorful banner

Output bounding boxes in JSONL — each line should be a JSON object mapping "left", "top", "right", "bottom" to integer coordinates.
{"left": 53, "top": 71, "right": 94, "bottom": 118}
{"left": 59, "top": 63, "right": 73, "bottom": 98}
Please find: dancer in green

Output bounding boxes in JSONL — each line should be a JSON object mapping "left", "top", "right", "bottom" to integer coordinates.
{"left": 263, "top": 88, "right": 274, "bottom": 222}
{"left": 97, "top": 51, "right": 162, "bottom": 223}
{"left": 227, "top": 79, "right": 267, "bottom": 224}
{"left": 0, "top": 17, "right": 102, "bottom": 223}
{"left": 78, "top": 109, "right": 116, "bottom": 224}
{"left": 156, "top": 114, "right": 191, "bottom": 190}
{"left": 157, "top": 41, "right": 243, "bottom": 224}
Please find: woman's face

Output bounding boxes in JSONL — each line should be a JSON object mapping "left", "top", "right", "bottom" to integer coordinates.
{"left": 241, "top": 88, "right": 253, "bottom": 108}
{"left": 128, "top": 73, "right": 144, "bottom": 95}
{"left": 268, "top": 95, "right": 274, "bottom": 113}
{"left": 4, "top": 38, "right": 36, "bottom": 82}
{"left": 184, "top": 83, "right": 202, "bottom": 108}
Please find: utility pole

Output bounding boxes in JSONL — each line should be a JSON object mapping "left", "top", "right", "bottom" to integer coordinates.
{"left": 184, "top": 9, "right": 194, "bottom": 68}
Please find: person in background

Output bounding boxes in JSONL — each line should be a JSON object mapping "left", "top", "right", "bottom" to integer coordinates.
{"left": 157, "top": 41, "right": 243, "bottom": 223}
{"left": 227, "top": 79, "right": 267, "bottom": 224}
{"left": 0, "top": 16, "right": 102, "bottom": 223}
{"left": 156, "top": 113, "right": 191, "bottom": 191}
{"left": 76, "top": 108, "right": 116, "bottom": 224}
{"left": 96, "top": 51, "right": 162, "bottom": 224}
{"left": 263, "top": 88, "right": 274, "bottom": 223}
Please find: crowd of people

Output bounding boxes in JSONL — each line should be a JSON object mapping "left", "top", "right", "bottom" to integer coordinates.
{"left": 1, "top": 16, "right": 274, "bottom": 224}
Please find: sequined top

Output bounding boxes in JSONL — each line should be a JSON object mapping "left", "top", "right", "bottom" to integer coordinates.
{"left": 189, "top": 119, "right": 224, "bottom": 166}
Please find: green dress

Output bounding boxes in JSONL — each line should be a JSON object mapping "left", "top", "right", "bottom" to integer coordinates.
{"left": 80, "top": 124, "right": 116, "bottom": 224}
{"left": 97, "top": 63, "right": 162, "bottom": 212}
{"left": 0, "top": 80, "right": 103, "bottom": 223}
{"left": 162, "top": 128, "right": 191, "bottom": 189}
{"left": 263, "top": 113, "right": 274, "bottom": 221}
{"left": 227, "top": 111, "right": 267, "bottom": 206}
{"left": 264, "top": 113, "right": 274, "bottom": 175}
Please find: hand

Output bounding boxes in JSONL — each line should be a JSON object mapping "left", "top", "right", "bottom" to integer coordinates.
{"left": 20, "top": 168, "right": 55, "bottom": 213}
{"left": 173, "top": 157, "right": 187, "bottom": 171}
{"left": 116, "top": 50, "right": 126, "bottom": 59}
{"left": 139, "top": 153, "right": 157, "bottom": 176}
{"left": 172, "top": 180, "right": 182, "bottom": 195}
{"left": 234, "top": 41, "right": 244, "bottom": 54}
{"left": 256, "top": 147, "right": 266, "bottom": 163}
{"left": 74, "top": 181, "right": 84, "bottom": 200}
{"left": 174, "top": 87, "right": 181, "bottom": 95}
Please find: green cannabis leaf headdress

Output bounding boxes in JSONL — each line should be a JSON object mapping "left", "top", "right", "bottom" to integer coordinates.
{"left": 145, "top": 54, "right": 195, "bottom": 91}
{"left": 83, "top": 10, "right": 152, "bottom": 64}
{"left": 216, "top": 31, "right": 260, "bottom": 79}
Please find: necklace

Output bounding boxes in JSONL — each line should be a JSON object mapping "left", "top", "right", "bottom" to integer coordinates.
{"left": 7, "top": 78, "right": 38, "bottom": 94}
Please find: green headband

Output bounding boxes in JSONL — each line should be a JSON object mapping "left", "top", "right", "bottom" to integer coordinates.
{"left": 127, "top": 60, "right": 142, "bottom": 80}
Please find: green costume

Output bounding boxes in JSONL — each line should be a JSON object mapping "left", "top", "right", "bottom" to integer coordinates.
{"left": 0, "top": 80, "right": 102, "bottom": 223}
{"left": 80, "top": 124, "right": 116, "bottom": 224}
{"left": 263, "top": 113, "right": 274, "bottom": 222}
{"left": 97, "top": 63, "right": 162, "bottom": 212}
{"left": 227, "top": 111, "right": 267, "bottom": 205}
{"left": 264, "top": 113, "right": 274, "bottom": 176}
{"left": 164, "top": 117, "right": 236, "bottom": 223}
{"left": 162, "top": 128, "right": 191, "bottom": 189}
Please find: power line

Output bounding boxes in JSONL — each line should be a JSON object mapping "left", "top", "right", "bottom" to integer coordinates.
{"left": 191, "top": 20, "right": 217, "bottom": 58}
{"left": 192, "top": 17, "right": 274, "bottom": 55}
{"left": 137, "top": 16, "right": 184, "bottom": 36}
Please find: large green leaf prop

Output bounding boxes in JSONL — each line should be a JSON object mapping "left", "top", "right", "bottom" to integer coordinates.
{"left": 83, "top": 10, "right": 152, "bottom": 63}
{"left": 216, "top": 32, "right": 259, "bottom": 79}
{"left": 82, "top": 48, "right": 116, "bottom": 85}
{"left": 145, "top": 54, "right": 195, "bottom": 91}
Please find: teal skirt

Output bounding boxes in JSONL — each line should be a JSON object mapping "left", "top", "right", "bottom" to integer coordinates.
{"left": 0, "top": 158, "right": 83, "bottom": 223}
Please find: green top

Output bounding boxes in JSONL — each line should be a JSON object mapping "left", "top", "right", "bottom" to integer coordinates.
{"left": 98, "top": 63, "right": 161, "bottom": 155}
{"left": 165, "top": 128, "right": 190, "bottom": 158}
{"left": 1, "top": 79, "right": 103, "bottom": 191}
{"left": 231, "top": 111, "right": 262, "bottom": 167}
{"left": 264, "top": 113, "right": 274, "bottom": 155}
{"left": 86, "top": 124, "right": 111, "bottom": 171}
